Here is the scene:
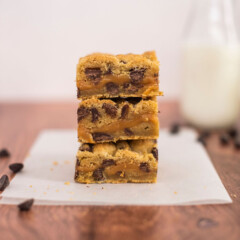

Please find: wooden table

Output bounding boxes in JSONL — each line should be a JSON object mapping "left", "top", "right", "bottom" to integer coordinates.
{"left": 0, "top": 102, "right": 239, "bottom": 240}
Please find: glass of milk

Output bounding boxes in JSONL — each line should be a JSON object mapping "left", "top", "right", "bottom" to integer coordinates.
{"left": 180, "top": 0, "right": 240, "bottom": 129}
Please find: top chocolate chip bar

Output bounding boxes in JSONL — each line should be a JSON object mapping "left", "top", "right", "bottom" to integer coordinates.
{"left": 76, "top": 51, "right": 160, "bottom": 99}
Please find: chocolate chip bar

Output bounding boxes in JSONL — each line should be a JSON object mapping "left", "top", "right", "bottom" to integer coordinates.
{"left": 75, "top": 140, "right": 158, "bottom": 183}
{"left": 76, "top": 51, "right": 160, "bottom": 99}
{"left": 78, "top": 97, "right": 159, "bottom": 143}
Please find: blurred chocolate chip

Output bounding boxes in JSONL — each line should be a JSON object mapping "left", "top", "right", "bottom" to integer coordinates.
{"left": 0, "top": 149, "right": 10, "bottom": 158}
{"left": 106, "top": 82, "right": 119, "bottom": 95}
{"left": 92, "top": 133, "right": 113, "bottom": 142}
{"left": 102, "top": 159, "right": 116, "bottom": 168}
{"left": 170, "top": 123, "right": 180, "bottom": 134}
{"left": 104, "top": 68, "right": 112, "bottom": 75}
{"left": 124, "top": 128, "right": 133, "bottom": 136}
{"left": 197, "top": 136, "right": 206, "bottom": 146}
{"left": 234, "top": 135, "right": 240, "bottom": 150}
{"left": 123, "top": 83, "right": 139, "bottom": 94}
{"left": 151, "top": 147, "right": 158, "bottom": 161}
{"left": 120, "top": 105, "right": 129, "bottom": 119}
{"left": 0, "top": 175, "right": 10, "bottom": 191}
{"left": 129, "top": 68, "right": 146, "bottom": 85}
{"left": 139, "top": 162, "right": 150, "bottom": 173}
{"left": 91, "top": 108, "right": 101, "bottom": 123}
{"left": 9, "top": 163, "right": 24, "bottom": 173}
{"left": 74, "top": 171, "right": 79, "bottom": 179}
{"left": 77, "top": 88, "right": 81, "bottom": 98}
{"left": 76, "top": 159, "right": 80, "bottom": 166}
{"left": 102, "top": 103, "right": 117, "bottom": 118}
{"left": 120, "top": 60, "right": 127, "bottom": 64}
{"left": 93, "top": 168, "right": 104, "bottom": 181}
{"left": 228, "top": 128, "right": 238, "bottom": 138}
{"left": 154, "top": 73, "right": 158, "bottom": 77}
{"left": 79, "top": 143, "right": 93, "bottom": 152}
{"left": 18, "top": 198, "right": 34, "bottom": 211}
{"left": 85, "top": 68, "right": 102, "bottom": 84}
{"left": 197, "top": 218, "right": 218, "bottom": 228}
{"left": 77, "top": 106, "right": 90, "bottom": 122}
{"left": 219, "top": 134, "right": 230, "bottom": 145}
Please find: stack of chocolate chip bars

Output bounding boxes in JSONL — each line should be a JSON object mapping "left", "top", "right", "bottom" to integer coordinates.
{"left": 75, "top": 51, "right": 161, "bottom": 183}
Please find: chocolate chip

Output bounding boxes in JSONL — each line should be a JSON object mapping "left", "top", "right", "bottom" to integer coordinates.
{"left": 76, "top": 159, "right": 80, "bottom": 166}
{"left": 139, "top": 162, "right": 150, "bottom": 172}
{"left": 104, "top": 68, "right": 112, "bottom": 75}
{"left": 85, "top": 68, "right": 102, "bottom": 84}
{"left": 170, "top": 123, "right": 180, "bottom": 134}
{"left": 74, "top": 171, "right": 79, "bottom": 179}
{"left": 18, "top": 199, "right": 34, "bottom": 211}
{"left": 9, "top": 163, "right": 24, "bottom": 173}
{"left": 91, "top": 108, "right": 101, "bottom": 123}
{"left": 219, "top": 134, "right": 230, "bottom": 145}
{"left": 120, "top": 105, "right": 129, "bottom": 119}
{"left": 0, "top": 149, "right": 10, "bottom": 158}
{"left": 102, "top": 159, "right": 116, "bottom": 168}
{"left": 93, "top": 168, "right": 104, "bottom": 181}
{"left": 228, "top": 128, "right": 238, "bottom": 138}
{"left": 234, "top": 135, "right": 240, "bottom": 150}
{"left": 154, "top": 73, "right": 158, "bottom": 77}
{"left": 129, "top": 68, "right": 146, "bottom": 85}
{"left": 92, "top": 133, "right": 113, "bottom": 142}
{"left": 77, "top": 106, "right": 90, "bottom": 122}
{"left": 123, "top": 83, "right": 139, "bottom": 94}
{"left": 79, "top": 143, "right": 93, "bottom": 152}
{"left": 120, "top": 60, "right": 127, "bottom": 64}
{"left": 124, "top": 128, "right": 133, "bottom": 136}
{"left": 77, "top": 88, "right": 81, "bottom": 98}
{"left": 151, "top": 147, "right": 158, "bottom": 161}
{"left": 106, "top": 82, "right": 119, "bottom": 95}
{"left": 0, "top": 175, "right": 10, "bottom": 191}
{"left": 102, "top": 103, "right": 117, "bottom": 118}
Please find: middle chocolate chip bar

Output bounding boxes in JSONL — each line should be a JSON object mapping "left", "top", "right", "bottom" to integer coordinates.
{"left": 78, "top": 97, "right": 159, "bottom": 143}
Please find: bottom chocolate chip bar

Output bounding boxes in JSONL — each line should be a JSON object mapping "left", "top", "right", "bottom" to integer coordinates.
{"left": 75, "top": 140, "right": 158, "bottom": 183}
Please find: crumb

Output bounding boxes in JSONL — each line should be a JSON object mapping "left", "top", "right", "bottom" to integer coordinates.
{"left": 204, "top": 186, "right": 207, "bottom": 189}
{"left": 64, "top": 160, "right": 70, "bottom": 164}
{"left": 64, "top": 181, "right": 70, "bottom": 185}
{"left": 53, "top": 161, "right": 58, "bottom": 166}
{"left": 102, "top": 187, "right": 104, "bottom": 189}
{"left": 56, "top": 189, "right": 59, "bottom": 192}
{"left": 86, "top": 186, "right": 90, "bottom": 188}
{"left": 93, "top": 192, "right": 96, "bottom": 195}
{"left": 69, "top": 191, "right": 74, "bottom": 194}
{"left": 29, "top": 185, "right": 32, "bottom": 188}
{"left": 231, "top": 194, "right": 237, "bottom": 198}
{"left": 43, "top": 192, "right": 47, "bottom": 195}
{"left": 50, "top": 168, "right": 53, "bottom": 171}
{"left": 69, "top": 197, "right": 73, "bottom": 201}
{"left": 174, "top": 191, "right": 178, "bottom": 195}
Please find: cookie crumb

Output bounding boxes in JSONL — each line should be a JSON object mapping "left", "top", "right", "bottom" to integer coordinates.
{"left": 64, "top": 181, "right": 70, "bottom": 185}
{"left": 53, "top": 161, "right": 58, "bottom": 166}
{"left": 174, "top": 191, "right": 178, "bottom": 195}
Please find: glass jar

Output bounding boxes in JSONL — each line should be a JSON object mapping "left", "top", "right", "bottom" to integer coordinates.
{"left": 180, "top": 0, "right": 240, "bottom": 129}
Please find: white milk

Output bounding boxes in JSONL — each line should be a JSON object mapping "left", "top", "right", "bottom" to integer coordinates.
{"left": 180, "top": 44, "right": 240, "bottom": 129}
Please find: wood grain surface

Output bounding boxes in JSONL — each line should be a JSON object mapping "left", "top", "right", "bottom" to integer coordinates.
{"left": 0, "top": 101, "right": 239, "bottom": 240}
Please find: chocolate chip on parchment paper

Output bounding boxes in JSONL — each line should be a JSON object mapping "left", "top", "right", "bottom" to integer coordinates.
{"left": 93, "top": 168, "right": 105, "bottom": 181}
{"left": 139, "top": 162, "right": 150, "bottom": 173}
{"left": 9, "top": 163, "right": 24, "bottom": 173}
{"left": 0, "top": 149, "right": 10, "bottom": 158}
{"left": 0, "top": 175, "right": 10, "bottom": 191}
{"left": 18, "top": 198, "right": 34, "bottom": 211}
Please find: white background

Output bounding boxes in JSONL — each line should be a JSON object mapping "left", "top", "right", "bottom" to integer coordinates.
{"left": 0, "top": 0, "right": 240, "bottom": 101}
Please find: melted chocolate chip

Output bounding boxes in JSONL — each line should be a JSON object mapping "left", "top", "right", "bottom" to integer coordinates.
{"left": 18, "top": 199, "right": 34, "bottom": 211}
{"left": 9, "top": 163, "right": 24, "bottom": 173}
{"left": 77, "top": 106, "right": 90, "bottom": 122}
{"left": 106, "top": 82, "right": 119, "bottom": 95}
{"left": 124, "top": 128, "right": 133, "bottom": 136}
{"left": 0, "top": 175, "right": 10, "bottom": 191}
{"left": 219, "top": 134, "right": 230, "bottom": 145}
{"left": 77, "top": 88, "right": 81, "bottom": 98}
{"left": 76, "top": 159, "right": 80, "bottom": 166}
{"left": 93, "top": 168, "right": 104, "bottom": 181}
{"left": 85, "top": 68, "right": 102, "bottom": 84}
{"left": 139, "top": 162, "right": 150, "bottom": 173}
{"left": 79, "top": 143, "right": 93, "bottom": 152}
{"left": 129, "top": 68, "right": 146, "bottom": 85}
{"left": 102, "top": 159, "right": 116, "bottom": 168}
{"left": 123, "top": 83, "right": 140, "bottom": 94}
{"left": 154, "top": 73, "right": 158, "bottom": 77}
{"left": 91, "top": 108, "right": 101, "bottom": 123}
{"left": 102, "top": 103, "right": 117, "bottom": 118}
{"left": 0, "top": 149, "right": 10, "bottom": 158}
{"left": 92, "top": 133, "right": 113, "bottom": 142}
{"left": 151, "top": 147, "right": 158, "bottom": 161}
{"left": 120, "top": 105, "right": 129, "bottom": 119}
